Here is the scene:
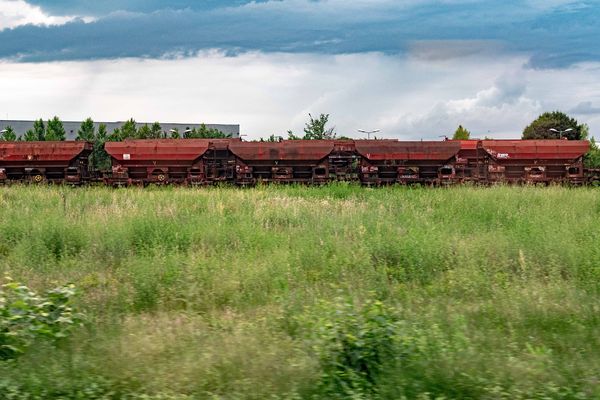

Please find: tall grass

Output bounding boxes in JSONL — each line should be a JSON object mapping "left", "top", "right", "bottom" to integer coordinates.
{"left": 0, "top": 184, "right": 599, "bottom": 399}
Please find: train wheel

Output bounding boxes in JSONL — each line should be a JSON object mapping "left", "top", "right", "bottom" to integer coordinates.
{"left": 157, "top": 174, "right": 166, "bottom": 182}
{"left": 32, "top": 174, "right": 44, "bottom": 183}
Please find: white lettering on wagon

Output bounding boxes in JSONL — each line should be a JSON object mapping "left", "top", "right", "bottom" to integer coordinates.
{"left": 123, "top": 154, "right": 131, "bottom": 160}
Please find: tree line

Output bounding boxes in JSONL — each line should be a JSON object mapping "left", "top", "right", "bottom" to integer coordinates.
{"left": 0, "top": 117, "right": 67, "bottom": 142}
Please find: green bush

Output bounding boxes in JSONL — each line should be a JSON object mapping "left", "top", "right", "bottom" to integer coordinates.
{"left": 0, "top": 279, "right": 82, "bottom": 359}
{"left": 298, "top": 295, "right": 400, "bottom": 398}
{"left": 584, "top": 138, "right": 600, "bottom": 169}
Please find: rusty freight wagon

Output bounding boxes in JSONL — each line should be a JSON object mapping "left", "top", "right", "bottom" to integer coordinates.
{"left": 0, "top": 141, "right": 93, "bottom": 184}
{"left": 229, "top": 140, "right": 337, "bottom": 184}
{"left": 104, "top": 139, "right": 236, "bottom": 186}
{"left": 354, "top": 140, "right": 462, "bottom": 185}
{"left": 480, "top": 140, "right": 590, "bottom": 184}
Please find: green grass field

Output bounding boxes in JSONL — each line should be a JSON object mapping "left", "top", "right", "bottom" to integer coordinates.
{"left": 1, "top": 185, "right": 599, "bottom": 399}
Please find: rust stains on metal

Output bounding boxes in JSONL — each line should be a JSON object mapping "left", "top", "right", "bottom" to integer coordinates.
{"left": 105, "top": 139, "right": 211, "bottom": 162}
{"left": 481, "top": 140, "right": 590, "bottom": 162}
{"left": 354, "top": 140, "right": 461, "bottom": 161}
{"left": 0, "top": 141, "right": 92, "bottom": 162}
{"left": 229, "top": 140, "right": 335, "bottom": 161}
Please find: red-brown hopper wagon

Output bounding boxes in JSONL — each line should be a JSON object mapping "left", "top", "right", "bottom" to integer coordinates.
{"left": 229, "top": 140, "right": 335, "bottom": 184}
{"left": 104, "top": 139, "right": 236, "bottom": 186}
{"left": 480, "top": 140, "right": 589, "bottom": 184}
{"left": 0, "top": 141, "right": 92, "bottom": 184}
{"left": 354, "top": 140, "right": 461, "bottom": 185}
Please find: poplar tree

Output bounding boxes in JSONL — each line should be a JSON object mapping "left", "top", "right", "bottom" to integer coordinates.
{"left": 0, "top": 126, "right": 17, "bottom": 141}
{"left": 46, "top": 116, "right": 66, "bottom": 141}
{"left": 77, "top": 118, "right": 95, "bottom": 141}
{"left": 452, "top": 125, "right": 471, "bottom": 140}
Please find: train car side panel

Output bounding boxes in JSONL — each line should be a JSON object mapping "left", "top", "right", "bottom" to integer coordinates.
{"left": 0, "top": 141, "right": 93, "bottom": 184}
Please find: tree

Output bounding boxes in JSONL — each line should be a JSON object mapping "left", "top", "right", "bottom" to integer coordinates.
{"left": 1, "top": 126, "right": 17, "bottom": 141}
{"left": 137, "top": 124, "right": 152, "bottom": 139}
{"left": 77, "top": 118, "right": 95, "bottom": 141}
{"left": 93, "top": 124, "right": 111, "bottom": 171}
{"left": 303, "top": 113, "right": 335, "bottom": 140}
{"left": 108, "top": 128, "right": 122, "bottom": 142}
{"left": 286, "top": 114, "right": 336, "bottom": 140}
{"left": 120, "top": 118, "right": 137, "bottom": 140}
{"left": 585, "top": 137, "right": 600, "bottom": 169}
{"left": 184, "top": 123, "right": 230, "bottom": 139}
{"left": 97, "top": 124, "right": 107, "bottom": 141}
{"left": 453, "top": 125, "right": 470, "bottom": 140}
{"left": 522, "top": 111, "right": 586, "bottom": 140}
{"left": 45, "top": 116, "right": 66, "bottom": 141}
{"left": 150, "top": 122, "right": 163, "bottom": 139}
{"left": 169, "top": 127, "right": 180, "bottom": 139}
{"left": 261, "top": 134, "right": 283, "bottom": 142}
{"left": 23, "top": 129, "right": 37, "bottom": 141}
{"left": 287, "top": 130, "right": 301, "bottom": 140}
{"left": 581, "top": 123, "right": 590, "bottom": 140}
{"left": 33, "top": 119, "right": 45, "bottom": 141}
{"left": 75, "top": 119, "right": 111, "bottom": 170}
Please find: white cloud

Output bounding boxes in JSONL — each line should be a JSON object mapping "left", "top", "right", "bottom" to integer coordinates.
{"left": 0, "top": 0, "right": 93, "bottom": 30}
{"left": 1, "top": 51, "right": 599, "bottom": 140}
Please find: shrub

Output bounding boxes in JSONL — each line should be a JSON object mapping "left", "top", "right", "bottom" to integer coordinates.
{"left": 298, "top": 295, "right": 400, "bottom": 398}
{"left": 0, "top": 278, "right": 82, "bottom": 359}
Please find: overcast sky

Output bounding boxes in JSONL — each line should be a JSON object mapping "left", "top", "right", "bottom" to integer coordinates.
{"left": 1, "top": 0, "right": 599, "bottom": 139}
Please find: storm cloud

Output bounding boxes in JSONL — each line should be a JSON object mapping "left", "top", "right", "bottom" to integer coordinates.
{"left": 0, "top": 0, "right": 598, "bottom": 68}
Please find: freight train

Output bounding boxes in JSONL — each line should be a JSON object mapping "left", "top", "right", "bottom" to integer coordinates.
{"left": 0, "top": 138, "right": 598, "bottom": 186}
